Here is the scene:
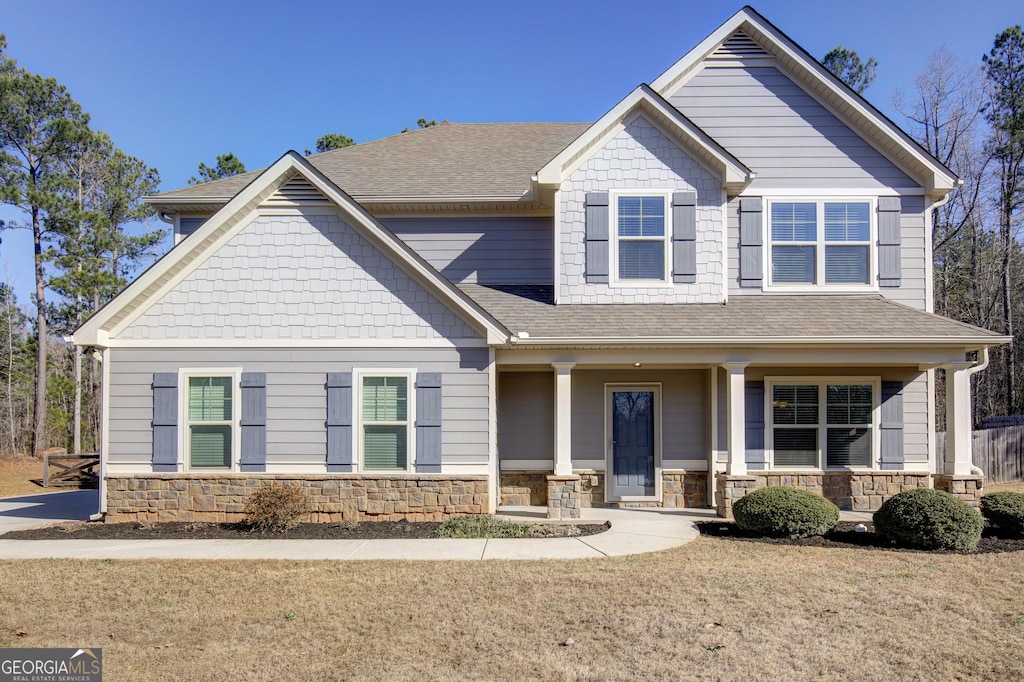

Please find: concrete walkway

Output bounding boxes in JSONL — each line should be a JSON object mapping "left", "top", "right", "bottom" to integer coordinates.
{"left": 0, "top": 505, "right": 710, "bottom": 561}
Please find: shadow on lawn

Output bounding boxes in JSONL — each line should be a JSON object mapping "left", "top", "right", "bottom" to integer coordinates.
{"left": 696, "top": 520, "right": 1024, "bottom": 554}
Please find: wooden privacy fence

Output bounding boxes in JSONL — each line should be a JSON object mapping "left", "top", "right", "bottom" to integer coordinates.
{"left": 42, "top": 452, "right": 100, "bottom": 488}
{"left": 936, "top": 426, "right": 1024, "bottom": 484}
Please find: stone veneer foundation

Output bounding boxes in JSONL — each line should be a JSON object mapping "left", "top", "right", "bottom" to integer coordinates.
{"left": 501, "top": 470, "right": 707, "bottom": 511}
{"left": 932, "top": 474, "right": 984, "bottom": 506}
{"left": 105, "top": 474, "right": 489, "bottom": 523}
{"left": 715, "top": 471, "right": 934, "bottom": 517}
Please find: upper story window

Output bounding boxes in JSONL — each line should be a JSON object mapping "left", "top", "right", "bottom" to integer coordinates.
{"left": 614, "top": 195, "right": 669, "bottom": 284}
{"left": 769, "top": 200, "right": 872, "bottom": 287}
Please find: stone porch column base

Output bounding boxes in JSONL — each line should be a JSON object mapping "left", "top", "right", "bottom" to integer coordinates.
{"left": 546, "top": 475, "right": 582, "bottom": 519}
{"left": 715, "top": 473, "right": 758, "bottom": 518}
{"left": 932, "top": 474, "right": 984, "bottom": 507}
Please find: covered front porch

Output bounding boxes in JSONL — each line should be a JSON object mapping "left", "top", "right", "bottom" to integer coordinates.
{"left": 495, "top": 347, "right": 985, "bottom": 519}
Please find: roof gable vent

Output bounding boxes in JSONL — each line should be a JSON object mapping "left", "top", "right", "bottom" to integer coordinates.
{"left": 261, "top": 176, "right": 331, "bottom": 207}
{"left": 709, "top": 31, "right": 771, "bottom": 60}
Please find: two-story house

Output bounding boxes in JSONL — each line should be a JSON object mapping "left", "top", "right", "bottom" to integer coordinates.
{"left": 73, "top": 6, "right": 1008, "bottom": 523}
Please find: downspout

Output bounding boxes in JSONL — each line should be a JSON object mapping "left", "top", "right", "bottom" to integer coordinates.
{"left": 966, "top": 347, "right": 989, "bottom": 477}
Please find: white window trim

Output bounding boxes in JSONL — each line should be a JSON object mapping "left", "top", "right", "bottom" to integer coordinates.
{"left": 765, "top": 197, "right": 878, "bottom": 292}
{"left": 765, "top": 376, "right": 881, "bottom": 471}
{"left": 354, "top": 368, "right": 417, "bottom": 473}
{"left": 178, "top": 367, "right": 242, "bottom": 472}
{"left": 608, "top": 190, "right": 674, "bottom": 288}
{"left": 603, "top": 382, "right": 663, "bottom": 502}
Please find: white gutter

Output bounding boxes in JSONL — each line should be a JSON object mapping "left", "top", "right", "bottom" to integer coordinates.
{"left": 507, "top": 335, "right": 1011, "bottom": 347}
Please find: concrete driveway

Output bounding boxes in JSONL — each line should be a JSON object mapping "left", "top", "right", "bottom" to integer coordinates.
{"left": 0, "top": 489, "right": 99, "bottom": 534}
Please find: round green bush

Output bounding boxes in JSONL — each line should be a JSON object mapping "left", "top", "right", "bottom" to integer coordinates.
{"left": 873, "top": 488, "right": 982, "bottom": 551}
{"left": 980, "top": 491, "right": 1024, "bottom": 536}
{"left": 732, "top": 486, "right": 840, "bottom": 538}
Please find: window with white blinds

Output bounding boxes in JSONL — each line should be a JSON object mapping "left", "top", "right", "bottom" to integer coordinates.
{"left": 768, "top": 379, "right": 877, "bottom": 470}
{"left": 769, "top": 200, "right": 872, "bottom": 287}
{"left": 186, "top": 375, "right": 236, "bottom": 469}
{"left": 360, "top": 374, "right": 413, "bottom": 471}
{"left": 615, "top": 195, "right": 667, "bottom": 282}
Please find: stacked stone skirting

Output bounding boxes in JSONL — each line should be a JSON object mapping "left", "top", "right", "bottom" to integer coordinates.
{"left": 501, "top": 470, "right": 707, "bottom": 509}
{"left": 499, "top": 471, "right": 547, "bottom": 506}
{"left": 105, "top": 474, "right": 489, "bottom": 523}
{"left": 932, "top": 474, "right": 984, "bottom": 507}
{"left": 716, "top": 471, "right": 934, "bottom": 517}
{"left": 546, "top": 475, "right": 582, "bottom": 519}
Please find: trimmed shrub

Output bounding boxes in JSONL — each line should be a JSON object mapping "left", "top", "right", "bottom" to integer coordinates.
{"left": 732, "top": 486, "right": 839, "bottom": 538}
{"left": 243, "top": 484, "right": 310, "bottom": 532}
{"left": 873, "top": 488, "right": 982, "bottom": 551}
{"left": 436, "top": 515, "right": 534, "bottom": 538}
{"left": 981, "top": 491, "right": 1024, "bottom": 536}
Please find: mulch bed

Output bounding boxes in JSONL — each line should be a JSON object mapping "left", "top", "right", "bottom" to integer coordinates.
{"left": 697, "top": 520, "right": 1024, "bottom": 554}
{"left": 4, "top": 520, "right": 609, "bottom": 541}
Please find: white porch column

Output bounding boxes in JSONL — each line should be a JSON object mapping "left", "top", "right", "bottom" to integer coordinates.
{"left": 722, "top": 363, "right": 748, "bottom": 476}
{"left": 944, "top": 361, "right": 975, "bottom": 476}
{"left": 552, "top": 362, "right": 575, "bottom": 476}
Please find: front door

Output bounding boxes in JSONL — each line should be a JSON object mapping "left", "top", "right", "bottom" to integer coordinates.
{"left": 609, "top": 388, "right": 657, "bottom": 499}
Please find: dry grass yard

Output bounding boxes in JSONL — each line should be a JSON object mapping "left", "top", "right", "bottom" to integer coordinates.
{"left": 1, "top": 539, "right": 1023, "bottom": 681}
{"left": 987, "top": 481, "right": 1024, "bottom": 494}
{"left": 0, "top": 457, "right": 43, "bottom": 499}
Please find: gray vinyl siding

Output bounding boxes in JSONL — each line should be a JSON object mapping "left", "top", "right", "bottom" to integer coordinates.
{"left": 107, "top": 347, "right": 490, "bottom": 468}
{"left": 497, "top": 371, "right": 554, "bottom": 461}
{"left": 670, "top": 65, "right": 916, "bottom": 190}
{"left": 570, "top": 369, "right": 707, "bottom": 469}
{"left": 725, "top": 195, "right": 928, "bottom": 308}
{"left": 383, "top": 217, "right": 553, "bottom": 285}
{"left": 745, "top": 366, "right": 928, "bottom": 466}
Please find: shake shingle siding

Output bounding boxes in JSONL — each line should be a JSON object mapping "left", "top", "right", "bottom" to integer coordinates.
{"left": 119, "top": 214, "right": 480, "bottom": 341}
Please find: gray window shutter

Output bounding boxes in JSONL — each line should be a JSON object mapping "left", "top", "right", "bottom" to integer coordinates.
{"left": 240, "top": 372, "right": 267, "bottom": 472}
{"left": 326, "top": 373, "right": 354, "bottom": 472}
{"left": 585, "top": 192, "right": 610, "bottom": 283}
{"left": 877, "top": 197, "right": 902, "bottom": 287}
{"left": 739, "top": 197, "right": 763, "bottom": 288}
{"left": 416, "top": 373, "right": 442, "bottom": 473}
{"left": 152, "top": 372, "right": 179, "bottom": 472}
{"left": 745, "top": 381, "right": 766, "bottom": 470}
{"left": 672, "top": 191, "right": 697, "bottom": 284}
{"left": 880, "top": 381, "right": 905, "bottom": 470}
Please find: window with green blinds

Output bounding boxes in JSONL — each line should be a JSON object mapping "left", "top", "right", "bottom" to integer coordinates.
{"left": 188, "top": 376, "right": 234, "bottom": 469}
{"left": 361, "top": 376, "right": 409, "bottom": 470}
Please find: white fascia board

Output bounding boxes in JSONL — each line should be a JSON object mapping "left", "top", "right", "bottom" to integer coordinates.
{"left": 649, "top": 7, "right": 958, "bottom": 195}
{"left": 535, "top": 84, "right": 751, "bottom": 190}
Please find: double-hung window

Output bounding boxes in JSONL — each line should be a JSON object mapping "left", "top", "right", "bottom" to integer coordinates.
{"left": 769, "top": 379, "right": 877, "bottom": 469}
{"left": 614, "top": 195, "right": 668, "bottom": 283}
{"left": 185, "top": 373, "right": 238, "bottom": 469}
{"left": 769, "top": 200, "right": 872, "bottom": 286}
{"left": 359, "top": 373, "right": 413, "bottom": 471}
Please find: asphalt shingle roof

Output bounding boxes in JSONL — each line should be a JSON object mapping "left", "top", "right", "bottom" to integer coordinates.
{"left": 457, "top": 285, "right": 1005, "bottom": 342}
{"left": 157, "top": 122, "right": 590, "bottom": 201}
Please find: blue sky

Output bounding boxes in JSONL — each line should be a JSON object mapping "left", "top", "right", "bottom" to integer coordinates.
{"left": 0, "top": 0, "right": 1021, "bottom": 301}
